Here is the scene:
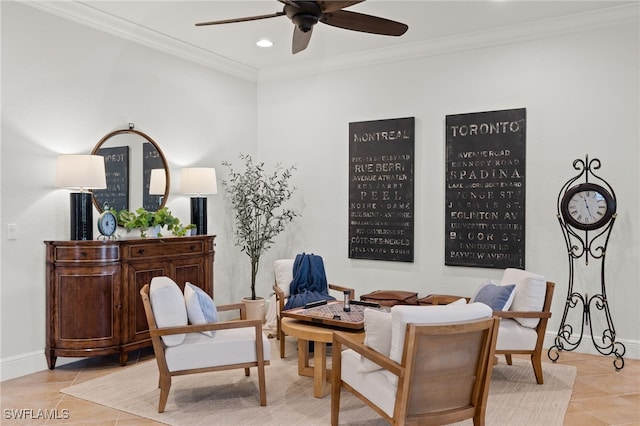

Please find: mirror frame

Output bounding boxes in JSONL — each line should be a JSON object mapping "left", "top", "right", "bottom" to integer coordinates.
{"left": 91, "top": 127, "right": 170, "bottom": 213}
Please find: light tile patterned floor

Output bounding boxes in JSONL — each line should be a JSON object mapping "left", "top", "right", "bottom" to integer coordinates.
{"left": 1, "top": 347, "right": 638, "bottom": 425}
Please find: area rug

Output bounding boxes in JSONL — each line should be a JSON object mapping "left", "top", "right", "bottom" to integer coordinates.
{"left": 61, "top": 343, "right": 576, "bottom": 426}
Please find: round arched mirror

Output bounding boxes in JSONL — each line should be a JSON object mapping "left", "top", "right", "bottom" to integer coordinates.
{"left": 91, "top": 126, "right": 170, "bottom": 213}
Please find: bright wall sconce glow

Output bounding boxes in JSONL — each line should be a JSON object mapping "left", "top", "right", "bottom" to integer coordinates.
{"left": 256, "top": 39, "right": 273, "bottom": 48}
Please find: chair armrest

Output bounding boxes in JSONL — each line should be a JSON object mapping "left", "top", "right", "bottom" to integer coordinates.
{"left": 273, "top": 284, "right": 285, "bottom": 298}
{"left": 329, "top": 284, "right": 355, "bottom": 300}
{"left": 420, "top": 294, "right": 469, "bottom": 305}
{"left": 149, "top": 318, "right": 263, "bottom": 338}
{"left": 215, "top": 302, "right": 246, "bottom": 320}
{"left": 493, "top": 310, "right": 552, "bottom": 319}
{"left": 333, "top": 331, "right": 404, "bottom": 378}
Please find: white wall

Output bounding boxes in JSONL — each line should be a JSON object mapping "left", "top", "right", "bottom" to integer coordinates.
{"left": 1, "top": 2, "right": 638, "bottom": 380}
{"left": 256, "top": 22, "right": 640, "bottom": 358}
{"left": 1, "top": 2, "right": 257, "bottom": 379}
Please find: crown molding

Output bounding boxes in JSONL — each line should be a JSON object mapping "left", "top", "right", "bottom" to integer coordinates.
{"left": 20, "top": 1, "right": 638, "bottom": 83}
{"left": 22, "top": 0, "right": 259, "bottom": 81}
{"left": 258, "top": 4, "right": 639, "bottom": 81}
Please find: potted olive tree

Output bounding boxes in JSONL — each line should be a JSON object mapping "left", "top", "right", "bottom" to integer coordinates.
{"left": 222, "top": 154, "right": 298, "bottom": 320}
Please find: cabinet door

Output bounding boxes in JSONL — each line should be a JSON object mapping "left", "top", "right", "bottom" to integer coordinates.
{"left": 172, "top": 257, "right": 206, "bottom": 293}
{"left": 125, "top": 261, "right": 169, "bottom": 344}
{"left": 53, "top": 265, "right": 121, "bottom": 349}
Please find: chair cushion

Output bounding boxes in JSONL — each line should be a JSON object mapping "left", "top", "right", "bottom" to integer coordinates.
{"left": 471, "top": 280, "right": 515, "bottom": 311}
{"left": 274, "top": 259, "right": 295, "bottom": 298}
{"left": 164, "top": 328, "right": 271, "bottom": 372}
{"left": 149, "top": 277, "right": 187, "bottom": 347}
{"left": 389, "top": 303, "right": 493, "bottom": 365}
{"left": 358, "top": 309, "right": 393, "bottom": 373}
{"left": 496, "top": 318, "right": 538, "bottom": 351}
{"left": 501, "top": 268, "right": 547, "bottom": 328}
{"left": 184, "top": 282, "right": 218, "bottom": 337}
{"left": 341, "top": 348, "right": 397, "bottom": 418}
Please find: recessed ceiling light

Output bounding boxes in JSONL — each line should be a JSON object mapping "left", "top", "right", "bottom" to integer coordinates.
{"left": 256, "top": 39, "right": 273, "bottom": 48}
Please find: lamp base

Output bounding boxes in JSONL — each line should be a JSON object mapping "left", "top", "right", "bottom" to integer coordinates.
{"left": 70, "top": 192, "right": 93, "bottom": 240}
{"left": 191, "top": 197, "right": 207, "bottom": 235}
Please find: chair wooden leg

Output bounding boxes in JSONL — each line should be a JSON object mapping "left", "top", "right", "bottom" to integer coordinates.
{"left": 279, "top": 328, "right": 286, "bottom": 358}
{"left": 531, "top": 354, "right": 544, "bottom": 384}
{"left": 244, "top": 368, "right": 250, "bottom": 376}
{"left": 158, "top": 374, "right": 171, "bottom": 413}
{"left": 473, "top": 413, "right": 485, "bottom": 426}
{"left": 504, "top": 354, "right": 513, "bottom": 365}
{"left": 258, "top": 361, "right": 267, "bottom": 406}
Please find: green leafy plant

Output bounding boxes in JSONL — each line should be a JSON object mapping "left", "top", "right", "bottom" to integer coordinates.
{"left": 222, "top": 154, "right": 299, "bottom": 300}
{"left": 117, "top": 207, "right": 194, "bottom": 237}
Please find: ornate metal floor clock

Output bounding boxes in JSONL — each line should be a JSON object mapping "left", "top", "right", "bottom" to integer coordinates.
{"left": 548, "top": 155, "right": 625, "bottom": 370}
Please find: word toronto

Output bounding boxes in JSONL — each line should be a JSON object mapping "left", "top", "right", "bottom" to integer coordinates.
{"left": 449, "top": 119, "right": 524, "bottom": 137}
{"left": 4, "top": 408, "right": 70, "bottom": 420}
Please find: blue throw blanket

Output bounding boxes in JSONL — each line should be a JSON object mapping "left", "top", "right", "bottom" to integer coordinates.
{"left": 283, "top": 253, "right": 335, "bottom": 310}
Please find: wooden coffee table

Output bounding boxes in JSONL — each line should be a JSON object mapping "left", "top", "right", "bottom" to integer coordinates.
{"left": 281, "top": 317, "right": 364, "bottom": 398}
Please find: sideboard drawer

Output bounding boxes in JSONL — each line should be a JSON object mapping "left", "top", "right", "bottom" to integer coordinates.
{"left": 127, "top": 240, "right": 205, "bottom": 259}
{"left": 54, "top": 245, "right": 120, "bottom": 262}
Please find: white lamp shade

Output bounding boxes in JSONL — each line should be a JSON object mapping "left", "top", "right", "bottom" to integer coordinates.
{"left": 55, "top": 155, "right": 107, "bottom": 190}
{"left": 180, "top": 167, "right": 218, "bottom": 195}
{"left": 149, "top": 168, "right": 166, "bottom": 195}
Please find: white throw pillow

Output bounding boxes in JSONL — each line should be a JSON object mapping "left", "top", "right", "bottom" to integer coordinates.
{"left": 184, "top": 282, "right": 218, "bottom": 337}
{"left": 501, "top": 268, "right": 547, "bottom": 328}
{"left": 358, "top": 309, "right": 392, "bottom": 373}
{"left": 149, "top": 277, "right": 187, "bottom": 347}
{"left": 448, "top": 297, "right": 468, "bottom": 305}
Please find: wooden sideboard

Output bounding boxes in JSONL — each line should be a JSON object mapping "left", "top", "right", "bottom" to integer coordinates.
{"left": 44, "top": 235, "right": 215, "bottom": 369}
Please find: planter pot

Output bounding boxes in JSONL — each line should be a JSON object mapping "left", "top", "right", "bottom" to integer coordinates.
{"left": 146, "top": 225, "right": 162, "bottom": 238}
{"left": 241, "top": 297, "right": 265, "bottom": 323}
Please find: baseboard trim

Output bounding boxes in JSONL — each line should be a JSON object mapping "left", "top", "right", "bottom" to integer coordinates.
{"left": 0, "top": 350, "right": 82, "bottom": 382}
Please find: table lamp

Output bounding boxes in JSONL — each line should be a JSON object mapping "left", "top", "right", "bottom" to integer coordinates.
{"left": 55, "top": 154, "right": 107, "bottom": 240}
{"left": 179, "top": 167, "right": 217, "bottom": 235}
{"left": 149, "top": 168, "right": 167, "bottom": 206}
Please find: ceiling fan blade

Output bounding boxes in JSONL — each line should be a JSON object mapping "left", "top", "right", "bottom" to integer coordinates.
{"left": 292, "top": 26, "right": 313, "bottom": 54}
{"left": 277, "top": 0, "right": 300, "bottom": 7}
{"left": 196, "top": 12, "right": 285, "bottom": 27}
{"left": 321, "top": 10, "right": 408, "bottom": 36}
{"left": 319, "top": 1, "right": 365, "bottom": 13}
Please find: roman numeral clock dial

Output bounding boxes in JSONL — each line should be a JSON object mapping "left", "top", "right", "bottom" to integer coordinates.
{"left": 560, "top": 183, "right": 616, "bottom": 231}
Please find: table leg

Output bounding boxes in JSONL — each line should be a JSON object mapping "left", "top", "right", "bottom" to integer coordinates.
{"left": 313, "top": 342, "right": 329, "bottom": 398}
{"left": 298, "top": 339, "right": 310, "bottom": 376}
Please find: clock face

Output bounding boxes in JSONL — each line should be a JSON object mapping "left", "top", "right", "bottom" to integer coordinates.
{"left": 561, "top": 183, "right": 616, "bottom": 230}
{"left": 98, "top": 211, "right": 118, "bottom": 237}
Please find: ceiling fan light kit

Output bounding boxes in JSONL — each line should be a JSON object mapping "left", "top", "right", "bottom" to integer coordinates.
{"left": 195, "top": 0, "right": 408, "bottom": 54}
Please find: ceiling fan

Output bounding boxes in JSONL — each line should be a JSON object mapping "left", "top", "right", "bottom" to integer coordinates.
{"left": 195, "top": 1, "right": 408, "bottom": 54}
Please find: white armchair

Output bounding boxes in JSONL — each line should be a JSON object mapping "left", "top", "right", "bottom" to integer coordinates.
{"left": 140, "top": 277, "right": 270, "bottom": 412}
{"left": 424, "top": 268, "right": 555, "bottom": 384}
{"left": 331, "top": 303, "right": 499, "bottom": 425}
{"left": 272, "top": 258, "right": 355, "bottom": 357}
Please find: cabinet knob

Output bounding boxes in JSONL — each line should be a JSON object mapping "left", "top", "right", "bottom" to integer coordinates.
{"left": 80, "top": 251, "right": 87, "bottom": 258}
{"left": 116, "top": 304, "right": 122, "bottom": 309}
{"left": 190, "top": 245, "right": 196, "bottom": 250}
{"left": 138, "top": 249, "right": 145, "bottom": 255}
